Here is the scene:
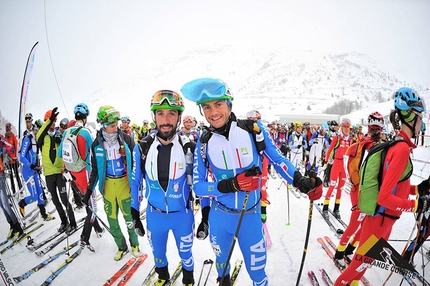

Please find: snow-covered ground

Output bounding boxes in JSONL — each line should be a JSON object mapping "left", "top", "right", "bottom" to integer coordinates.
{"left": 0, "top": 145, "right": 429, "bottom": 286}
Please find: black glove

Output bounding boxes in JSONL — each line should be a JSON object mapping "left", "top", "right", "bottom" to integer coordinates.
{"left": 197, "top": 206, "right": 210, "bottom": 240}
{"left": 293, "top": 171, "right": 321, "bottom": 194}
{"left": 280, "top": 144, "right": 290, "bottom": 155}
{"left": 82, "top": 189, "right": 92, "bottom": 207}
{"left": 416, "top": 197, "right": 430, "bottom": 213}
{"left": 297, "top": 145, "right": 302, "bottom": 149}
{"left": 417, "top": 178, "right": 430, "bottom": 196}
{"left": 30, "top": 164, "right": 36, "bottom": 170}
{"left": 217, "top": 165, "right": 262, "bottom": 193}
{"left": 131, "top": 207, "right": 145, "bottom": 237}
{"left": 50, "top": 107, "right": 59, "bottom": 121}
{"left": 53, "top": 134, "right": 62, "bottom": 144}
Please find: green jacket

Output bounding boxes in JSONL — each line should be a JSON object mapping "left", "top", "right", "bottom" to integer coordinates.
{"left": 36, "top": 119, "right": 64, "bottom": 176}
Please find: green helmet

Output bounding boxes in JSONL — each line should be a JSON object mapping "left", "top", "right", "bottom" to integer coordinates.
{"left": 97, "top": 105, "right": 120, "bottom": 125}
{"left": 34, "top": 119, "right": 43, "bottom": 129}
{"left": 150, "top": 90, "right": 185, "bottom": 113}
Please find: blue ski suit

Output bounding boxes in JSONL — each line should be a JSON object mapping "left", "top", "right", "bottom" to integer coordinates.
{"left": 131, "top": 133, "right": 194, "bottom": 272}
{"left": 19, "top": 134, "right": 44, "bottom": 205}
{"left": 193, "top": 118, "right": 297, "bottom": 286}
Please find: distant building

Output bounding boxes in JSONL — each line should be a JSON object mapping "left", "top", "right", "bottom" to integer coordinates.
{"left": 278, "top": 113, "right": 340, "bottom": 125}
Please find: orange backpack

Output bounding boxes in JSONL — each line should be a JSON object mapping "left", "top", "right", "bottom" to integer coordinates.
{"left": 345, "top": 141, "right": 366, "bottom": 185}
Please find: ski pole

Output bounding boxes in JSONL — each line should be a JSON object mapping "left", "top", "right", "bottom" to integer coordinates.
{"left": 295, "top": 200, "right": 314, "bottom": 286}
{"left": 285, "top": 181, "right": 290, "bottom": 226}
{"left": 86, "top": 205, "right": 111, "bottom": 234}
{"left": 382, "top": 211, "right": 424, "bottom": 286}
{"left": 218, "top": 192, "right": 250, "bottom": 286}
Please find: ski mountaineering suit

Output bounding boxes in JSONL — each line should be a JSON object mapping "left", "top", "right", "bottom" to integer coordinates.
{"left": 19, "top": 133, "right": 45, "bottom": 205}
{"left": 193, "top": 117, "right": 297, "bottom": 286}
{"left": 336, "top": 135, "right": 377, "bottom": 253}
{"left": 37, "top": 118, "right": 76, "bottom": 227}
{"left": 130, "top": 133, "right": 195, "bottom": 273}
{"left": 87, "top": 129, "right": 139, "bottom": 251}
{"left": 334, "top": 130, "right": 417, "bottom": 285}
{"left": 323, "top": 133, "right": 353, "bottom": 209}
{"left": 0, "top": 136, "right": 20, "bottom": 228}
{"left": 288, "top": 131, "right": 307, "bottom": 171}
{"left": 308, "top": 130, "right": 330, "bottom": 171}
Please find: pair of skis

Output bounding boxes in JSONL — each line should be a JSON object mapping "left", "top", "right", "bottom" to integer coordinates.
{"left": 314, "top": 203, "right": 343, "bottom": 238}
{"left": 140, "top": 259, "right": 242, "bottom": 286}
{"left": 103, "top": 254, "right": 148, "bottom": 286}
{"left": 27, "top": 217, "right": 85, "bottom": 251}
{"left": 0, "top": 223, "right": 44, "bottom": 254}
{"left": 316, "top": 236, "right": 371, "bottom": 286}
{"left": 0, "top": 221, "right": 38, "bottom": 246}
{"left": 307, "top": 269, "right": 333, "bottom": 286}
{"left": 13, "top": 240, "right": 80, "bottom": 283}
{"left": 40, "top": 245, "right": 85, "bottom": 285}
{"left": 140, "top": 261, "right": 182, "bottom": 286}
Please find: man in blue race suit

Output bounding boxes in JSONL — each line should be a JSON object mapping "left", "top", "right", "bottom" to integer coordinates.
{"left": 181, "top": 78, "right": 323, "bottom": 286}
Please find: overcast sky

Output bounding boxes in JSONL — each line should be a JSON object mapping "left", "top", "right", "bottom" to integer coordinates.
{"left": 1, "top": 0, "right": 429, "bottom": 127}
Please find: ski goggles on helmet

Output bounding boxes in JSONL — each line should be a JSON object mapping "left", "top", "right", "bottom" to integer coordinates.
{"left": 151, "top": 90, "right": 185, "bottom": 112}
{"left": 183, "top": 115, "right": 196, "bottom": 123}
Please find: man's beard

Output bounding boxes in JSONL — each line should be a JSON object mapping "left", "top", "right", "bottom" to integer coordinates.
{"left": 157, "top": 124, "right": 176, "bottom": 141}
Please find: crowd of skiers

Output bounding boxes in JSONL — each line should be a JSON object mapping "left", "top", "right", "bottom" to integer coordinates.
{"left": 0, "top": 81, "right": 429, "bottom": 286}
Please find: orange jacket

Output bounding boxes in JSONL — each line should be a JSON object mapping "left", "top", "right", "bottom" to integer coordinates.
{"left": 4, "top": 132, "right": 19, "bottom": 164}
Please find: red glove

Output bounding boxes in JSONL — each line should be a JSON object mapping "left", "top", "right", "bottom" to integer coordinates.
{"left": 307, "top": 171, "right": 323, "bottom": 201}
{"left": 218, "top": 165, "right": 262, "bottom": 193}
{"left": 307, "top": 183, "right": 323, "bottom": 201}
{"left": 236, "top": 168, "right": 262, "bottom": 192}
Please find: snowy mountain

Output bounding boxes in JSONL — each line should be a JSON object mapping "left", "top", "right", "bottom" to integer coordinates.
{"left": 6, "top": 45, "right": 427, "bottom": 128}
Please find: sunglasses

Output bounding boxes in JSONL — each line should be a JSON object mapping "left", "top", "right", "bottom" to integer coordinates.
{"left": 151, "top": 90, "right": 184, "bottom": 108}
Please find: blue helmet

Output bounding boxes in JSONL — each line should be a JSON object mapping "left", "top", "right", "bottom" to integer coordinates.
{"left": 394, "top": 87, "right": 424, "bottom": 113}
{"left": 74, "top": 103, "right": 90, "bottom": 116}
{"left": 321, "top": 122, "right": 329, "bottom": 131}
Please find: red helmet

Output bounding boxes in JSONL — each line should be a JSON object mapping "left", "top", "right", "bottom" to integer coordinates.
{"left": 368, "top": 111, "right": 384, "bottom": 127}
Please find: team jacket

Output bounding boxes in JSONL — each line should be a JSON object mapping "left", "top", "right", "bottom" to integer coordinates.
{"left": 36, "top": 119, "right": 64, "bottom": 176}
{"left": 87, "top": 130, "right": 134, "bottom": 196}
{"left": 325, "top": 133, "right": 353, "bottom": 161}
{"left": 131, "top": 134, "right": 192, "bottom": 213}
{"left": 19, "top": 134, "right": 38, "bottom": 169}
{"left": 3, "top": 132, "right": 18, "bottom": 164}
{"left": 193, "top": 119, "right": 296, "bottom": 210}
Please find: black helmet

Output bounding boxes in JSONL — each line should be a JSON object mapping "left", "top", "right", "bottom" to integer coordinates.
{"left": 25, "top": 113, "right": 33, "bottom": 122}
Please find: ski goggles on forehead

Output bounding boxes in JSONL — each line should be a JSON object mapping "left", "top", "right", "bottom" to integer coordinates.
{"left": 151, "top": 90, "right": 184, "bottom": 108}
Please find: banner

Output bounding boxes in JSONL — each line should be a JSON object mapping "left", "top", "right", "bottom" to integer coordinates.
{"left": 18, "top": 41, "right": 39, "bottom": 139}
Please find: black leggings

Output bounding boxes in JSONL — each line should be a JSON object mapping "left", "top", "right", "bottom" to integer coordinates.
{"left": 45, "top": 174, "right": 76, "bottom": 226}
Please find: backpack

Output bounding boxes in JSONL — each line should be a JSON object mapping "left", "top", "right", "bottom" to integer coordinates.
{"left": 199, "top": 119, "right": 266, "bottom": 168}
{"left": 328, "top": 135, "right": 341, "bottom": 160}
{"left": 62, "top": 126, "right": 88, "bottom": 172}
{"left": 345, "top": 141, "right": 368, "bottom": 186}
{"left": 137, "top": 134, "right": 196, "bottom": 176}
{"left": 357, "top": 137, "right": 413, "bottom": 216}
